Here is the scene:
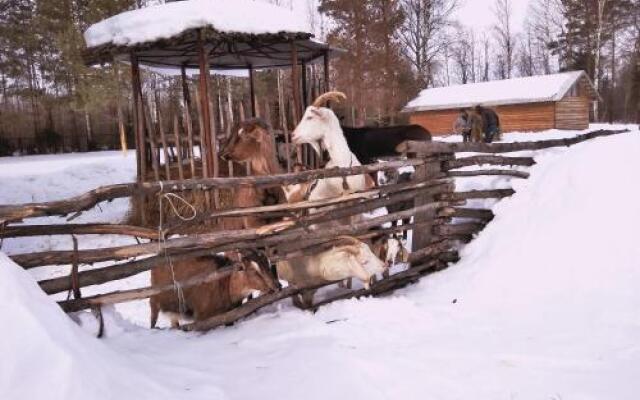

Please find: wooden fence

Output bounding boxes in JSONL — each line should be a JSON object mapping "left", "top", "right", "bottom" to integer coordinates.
{"left": 0, "top": 129, "right": 629, "bottom": 333}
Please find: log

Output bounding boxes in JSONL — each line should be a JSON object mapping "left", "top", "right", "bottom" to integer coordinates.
{"left": 451, "top": 208, "right": 494, "bottom": 222}
{"left": 142, "top": 97, "right": 161, "bottom": 182}
{"left": 0, "top": 159, "right": 427, "bottom": 223}
{"left": 181, "top": 285, "right": 301, "bottom": 332}
{"left": 155, "top": 92, "right": 172, "bottom": 180}
{"left": 0, "top": 223, "right": 160, "bottom": 240}
{"left": 291, "top": 182, "right": 454, "bottom": 229}
{"left": 39, "top": 248, "right": 218, "bottom": 295}
{"left": 39, "top": 223, "right": 419, "bottom": 296}
{"left": 408, "top": 239, "right": 452, "bottom": 264}
{"left": 411, "top": 153, "right": 449, "bottom": 257}
{"left": 434, "top": 222, "right": 486, "bottom": 237}
{"left": 446, "top": 234, "right": 473, "bottom": 244}
{"left": 437, "top": 189, "right": 515, "bottom": 202}
{"left": 445, "top": 156, "right": 535, "bottom": 170}
{"left": 397, "top": 129, "right": 631, "bottom": 154}
{"left": 167, "top": 178, "right": 450, "bottom": 234}
{"left": 447, "top": 169, "right": 529, "bottom": 179}
{"left": 59, "top": 266, "right": 237, "bottom": 313}
{"left": 14, "top": 202, "right": 453, "bottom": 269}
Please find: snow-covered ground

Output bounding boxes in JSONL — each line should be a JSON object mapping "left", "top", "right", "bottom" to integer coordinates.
{"left": 1, "top": 124, "right": 639, "bottom": 399}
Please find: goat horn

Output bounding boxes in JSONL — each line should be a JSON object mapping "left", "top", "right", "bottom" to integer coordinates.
{"left": 312, "top": 91, "right": 347, "bottom": 108}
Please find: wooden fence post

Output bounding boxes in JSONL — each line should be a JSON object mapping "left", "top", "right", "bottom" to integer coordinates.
{"left": 410, "top": 151, "right": 454, "bottom": 264}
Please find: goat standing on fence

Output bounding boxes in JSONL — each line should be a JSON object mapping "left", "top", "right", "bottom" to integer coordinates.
{"left": 291, "top": 92, "right": 375, "bottom": 200}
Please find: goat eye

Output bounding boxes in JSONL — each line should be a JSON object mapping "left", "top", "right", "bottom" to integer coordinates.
{"left": 305, "top": 116, "right": 313, "bottom": 120}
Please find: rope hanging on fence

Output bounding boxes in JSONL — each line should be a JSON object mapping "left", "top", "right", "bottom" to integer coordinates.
{"left": 157, "top": 181, "right": 198, "bottom": 318}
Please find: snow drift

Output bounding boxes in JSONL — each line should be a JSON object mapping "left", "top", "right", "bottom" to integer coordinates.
{"left": 0, "top": 253, "right": 225, "bottom": 400}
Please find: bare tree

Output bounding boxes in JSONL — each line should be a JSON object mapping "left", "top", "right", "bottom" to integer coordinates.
{"left": 477, "top": 31, "right": 492, "bottom": 82}
{"left": 517, "top": 22, "right": 536, "bottom": 77}
{"left": 452, "top": 28, "right": 473, "bottom": 84}
{"left": 398, "top": 0, "right": 459, "bottom": 88}
{"left": 493, "top": 0, "right": 516, "bottom": 79}
{"left": 593, "top": 0, "right": 608, "bottom": 120}
{"left": 528, "top": 0, "right": 564, "bottom": 74}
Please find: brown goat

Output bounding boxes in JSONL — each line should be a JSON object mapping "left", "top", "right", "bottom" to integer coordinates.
{"left": 220, "top": 119, "right": 301, "bottom": 201}
{"left": 149, "top": 252, "right": 279, "bottom": 329}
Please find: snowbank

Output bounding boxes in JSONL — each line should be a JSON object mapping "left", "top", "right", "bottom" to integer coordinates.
{"left": 404, "top": 70, "right": 588, "bottom": 111}
{"left": 84, "top": 0, "right": 311, "bottom": 48}
{"left": 0, "top": 252, "right": 226, "bottom": 400}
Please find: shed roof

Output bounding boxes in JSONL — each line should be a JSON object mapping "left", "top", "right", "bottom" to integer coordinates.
{"left": 403, "top": 71, "right": 598, "bottom": 113}
{"left": 83, "top": 0, "right": 337, "bottom": 69}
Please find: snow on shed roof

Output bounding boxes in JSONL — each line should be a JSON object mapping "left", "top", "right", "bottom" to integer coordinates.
{"left": 84, "top": 0, "right": 311, "bottom": 49}
{"left": 403, "top": 71, "right": 596, "bottom": 113}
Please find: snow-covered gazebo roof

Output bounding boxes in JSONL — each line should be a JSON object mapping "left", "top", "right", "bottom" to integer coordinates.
{"left": 403, "top": 71, "right": 598, "bottom": 113}
{"left": 83, "top": 0, "right": 336, "bottom": 69}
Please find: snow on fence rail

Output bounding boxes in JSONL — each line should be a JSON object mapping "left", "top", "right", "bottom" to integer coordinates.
{"left": 0, "top": 128, "right": 629, "bottom": 333}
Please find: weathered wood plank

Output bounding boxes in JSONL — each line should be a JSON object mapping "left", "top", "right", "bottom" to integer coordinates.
{"left": 13, "top": 202, "right": 453, "bottom": 269}
{"left": 444, "top": 156, "right": 536, "bottom": 169}
{"left": 0, "top": 159, "right": 426, "bottom": 223}
{"left": 0, "top": 223, "right": 160, "bottom": 240}
{"left": 398, "top": 129, "right": 630, "bottom": 154}
{"left": 447, "top": 169, "right": 529, "bottom": 179}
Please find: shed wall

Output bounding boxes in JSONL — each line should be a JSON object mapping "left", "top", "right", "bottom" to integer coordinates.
{"left": 555, "top": 96, "right": 590, "bottom": 130}
{"left": 409, "top": 102, "right": 557, "bottom": 135}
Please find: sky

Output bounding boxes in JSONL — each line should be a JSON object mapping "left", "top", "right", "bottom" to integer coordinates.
{"left": 285, "top": 0, "right": 535, "bottom": 37}
{"left": 455, "top": 0, "right": 532, "bottom": 33}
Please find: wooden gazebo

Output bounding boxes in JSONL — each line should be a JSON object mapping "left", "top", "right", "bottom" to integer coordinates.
{"left": 83, "top": 0, "right": 336, "bottom": 186}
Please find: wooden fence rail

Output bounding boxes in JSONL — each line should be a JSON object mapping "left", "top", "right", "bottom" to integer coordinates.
{"left": 398, "top": 128, "right": 630, "bottom": 154}
{"left": 0, "top": 159, "right": 427, "bottom": 223}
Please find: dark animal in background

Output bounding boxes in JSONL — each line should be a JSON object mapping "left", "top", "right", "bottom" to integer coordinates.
{"left": 475, "top": 105, "right": 501, "bottom": 143}
{"left": 341, "top": 125, "right": 432, "bottom": 165}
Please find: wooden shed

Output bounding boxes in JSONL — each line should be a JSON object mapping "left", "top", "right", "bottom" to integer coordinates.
{"left": 403, "top": 71, "right": 598, "bottom": 135}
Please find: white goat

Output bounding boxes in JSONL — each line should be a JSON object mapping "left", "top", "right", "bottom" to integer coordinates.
{"left": 276, "top": 236, "right": 387, "bottom": 308}
{"left": 291, "top": 92, "right": 372, "bottom": 201}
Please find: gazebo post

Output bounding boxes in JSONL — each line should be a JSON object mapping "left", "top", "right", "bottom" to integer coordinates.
{"left": 290, "top": 41, "right": 301, "bottom": 122}
{"left": 301, "top": 61, "right": 309, "bottom": 109}
{"left": 290, "top": 41, "right": 303, "bottom": 164}
{"left": 249, "top": 65, "right": 257, "bottom": 117}
{"left": 323, "top": 50, "right": 331, "bottom": 92}
{"left": 197, "top": 30, "right": 217, "bottom": 182}
{"left": 130, "top": 54, "right": 149, "bottom": 225}
{"left": 130, "top": 54, "right": 146, "bottom": 183}
{"left": 181, "top": 65, "right": 197, "bottom": 178}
